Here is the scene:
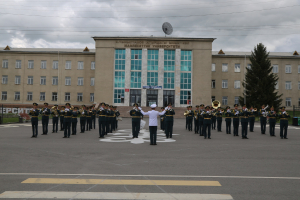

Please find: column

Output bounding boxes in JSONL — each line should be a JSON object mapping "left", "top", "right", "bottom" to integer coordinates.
{"left": 158, "top": 49, "right": 164, "bottom": 107}
{"left": 124, "top": 48, "right": 131, "bottom": 106}
{"left": 175, "top": 49, "right": 181, "bottom": 107}
{"left": 141, "top": 49, "right": 147, "bottom": 107}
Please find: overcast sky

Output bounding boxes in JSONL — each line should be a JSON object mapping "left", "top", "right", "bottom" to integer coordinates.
{"left": 1, "top": 0, "right": 300, "bottom": 52}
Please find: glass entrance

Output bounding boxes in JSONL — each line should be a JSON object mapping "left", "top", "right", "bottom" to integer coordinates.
{"left": 146, "top": 90, "right": 158, "bottom": 107}
{"left": 130, "top": 89, "right": 141, "bottom": 106}
{"left": 163, "top": 90, "right": 175, "bottom": 107}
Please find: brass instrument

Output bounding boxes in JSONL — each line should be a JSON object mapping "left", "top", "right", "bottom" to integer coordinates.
{"left": 79, "top": 106, "right": 84, "bottom": 114}
{"left": 212, "top": 100, "right": 221, "bottom": 109}
{"left": 221, "top": 109, "right": 224, "bottom": 113}
{"left": 51, "top": 106, "right": 58, "bottom": 116}
{"left": 262, "top": 105, "right": 269, "bottom": 117}
{"left": 253, "top": 108, "right": 257, "bottom": 112}
{"left": 184, "top": 110, "right": 189, "bottom": 116}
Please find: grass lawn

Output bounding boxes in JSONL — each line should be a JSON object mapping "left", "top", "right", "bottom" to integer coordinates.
{"left": 3, "top": 118, "right": 19, "bottom": 123}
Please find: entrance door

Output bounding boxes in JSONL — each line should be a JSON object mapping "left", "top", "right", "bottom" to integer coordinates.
{"left": 163, "top": 90, "right": 175, "bottom": 107}
{"left": 146, "top": 90, "right": 158, "bottom": 107}
{"left": 130, "top": 89, "right": 141, "bottom": 106}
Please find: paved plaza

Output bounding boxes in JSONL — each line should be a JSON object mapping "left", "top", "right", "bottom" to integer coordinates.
{"left": 0, "top": 118, "right": 300, "bottom": 200}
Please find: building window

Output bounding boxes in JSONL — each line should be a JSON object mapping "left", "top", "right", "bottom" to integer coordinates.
{"left": 181, "top": 50, "right": 192, "bottom": 71}
{"left": 52, "top": 92, "right": 57, "bottom": 101}
{"left": 27, "top": 92, "right": 32, "bottom": 101}
{"left": 180, "top": 73, "right": 191, "bottom": 89}
{"left": 286, "top": 98, "right": 291, "bottom": 107}
{"left": 65, "top": 61, "right": 71, "bottom": 69}
{"left": 28, "top": 60, "right": 34, "bottom": 69}
{"left": 299, "top": 82, "right": 300, "bottom": 90}
{"left": 147, "top": 49, "right": 158, "bottom": 70}
{"left": 115, "top": 49, "right": 126, "bottom": 70}
{"left": 91, "top": 61, "right": 95, "bottom": 70}
{"left": 275, "top": 81, "right": 279, "bottom": 90}
{"left": 90, "top": 77, "right": 95, "bottom": 86}
{"left": 285, "top": 81, "right": 292, "bottom": 90}
{"left": 2, "top": 75, "right": 8, "bottom": 84}
{"left": 78, "top": 77, "right": 84, "bottom": 86}
{"left": 65, "top": 92, "right": 70, "bottom": 101}
{"left": 222, "top": 80, "right": 228, "bottom": 88}
{"left": 272, "top": 65, "right": 278, "bottom": 73}
{"left": 114, "top": 89, "right": 125, "bottom": 103}
{"left": 15, "top": 76, "right": 21, "bottom": 84}
{"left": 164, "top": 72, "right": 174, "bottom": 89}
{"left": 130, "top": 72, "right": 141, "bottom": 88}
{"left": 211, "top": 96, "right": 215, "bottom": 102}
{"left": 2, "top": 59, "right": 8, "bottom": 68}
{"left": 131, "top": 49, "right": 142, "bottom": 70}
{"left": 247, "top": 64, "right": 251, "bottom": 70}
{"left": 298, "top": 98, "right": 300, "bottom": 106}
{"left": 15, "top": 92, "right": 20, "bottom": 101}
{"left": 147, "top": 72, "right": 158, "bottom": 86}
{"left": 164, "top": 50, "right": 175, "bottom": 71}
{"left": 234, "top": 80, "right": 241, "bottom": 89}
{"left": 40, "top": 92, "right": 45, "bottom": 101}
{"left": 222, "top": 63, "right": 228, "bottom": 72}
{"left": 222, "top": 96, "right": 228, "bottom": 105}
{"left": 78, "top": 61, "right": 84, "bottom": 70}
{"left": 27, "top": 76, "right": 33, "bottom": 85}
{"left": 65, "top": 77, "right": 71, "bottom": 85}
{"left": 285, "top": 65, "right": 292, "bottom": 73}
{"left": 114, "top": 71, "right": 125, "bottom": 88}
{"left": 1, "top": 91, "right": 7, "bottom": 100}
{"left": 41, "top": 60, "right": 47, "bottom": 69}
{"left": 52, "top": 76, "right": 58, "bottom": 85}
{"left": 212, "top": 80, "right": 216, "bottom": 88}
{"left": 180, "top": 90, "right": 191, "bottom": 105}
{"left": 90, "top": 93, "right": 94, "bottom": 102}
{"left": 212, "top": 63, "right": 216, "bottom": 72}
{"left": 52, "top": 60, "right": 58, "bottom": 69}
{"left": 40, "top": 76, "right": 46, "bottom": 85}
{"left": 234, "top": 64, "right": 241, "bottom": 72}
{"left": 235, "top": 96, "right": 239, "bottom": 104}
{"left": 77, "top": 93, "right": 83, "bottom": 102}
{"left": 130, "top": 89, "right": 142, "bottom": 106}
{"left": 298, "top": 65, "right": 300, "bottom": 73}
{"left": 15, "top": 60, "right": 21, "bottom": 69}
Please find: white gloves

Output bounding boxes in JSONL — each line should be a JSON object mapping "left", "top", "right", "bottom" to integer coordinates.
{"left": 235, "top": 111, "right": 239, "bottom": 115}
{"left": 206, "top": 111, "right": 210, "bottom": 113}
{"left": 138, "top": 107, "right": 142, "bottom": 110}
{"left": 262, "top": 112, "right": 265, "bottom": 115}
{"left": 283, "top": 111, "right": 286, "bottom": 114}
{"left": 65, "top": 108, "right": 70, "bottom": 111}
{"left": 82, "top": 112, "right": 85, "bottom": 114}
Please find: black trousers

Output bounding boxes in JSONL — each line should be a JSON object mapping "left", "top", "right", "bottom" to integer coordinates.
{"left": 226, "top": 120, "right": 231, "bottom": 134}
{"left": 72, "top": 121, "right": 77, "bottom": 135}
{"left": 111, "top": 120, "right": 115, "bottom": 131}
{"left": 60, "top": 117, "right": 64, "bottom": 130}
{"left": 116, "top": 120, "right": 118, "bottom": 129}
{"left": 280, "top": 120, "right": 288, "bottom": 138}
{"left": 233, "top": 120, "right": 239, "bottom": 136}
{"left": 194, "top": 119, "right": 199, "bottom": 133}
{"left": 99, "top": 120, "right": 106, "bottom": 137}
{"left": 241, "top": 121, "right": 248, "bottom": 137}
{"left": 106, "top": 120, "right": 112, "bottom": 133}
{"left": 80, "top": 119, "right": 86, "bottom": 133}
{"left": 261, "top": 120, "right": 266, "bottom": 134}
{"left": 165, "top": 121, "right": 173, "bottom": 138}
{"left": 249, "top": 118, "right": 255, "bottom": 131}
{"left": 132, "top": 121, "right": 139, "bottom": 137}
{"left": 52, "top": 117, "right": 58, "bottom": 132}
{"left": 149, "top": 126, "right": 157, "bottom": 145}
{"left": 211, "top": 118, "right": 216, "bottom": 129}
{"left": 217, "top": 119, "right": 222, "bottom": 131}
{"left": 86, "top": 117, "right": 92, "bottom": 131}
{"left": 269, "top": 121, "right": 276, "bottom": 136}
{"left": 199, "top": 121, "right": 203, "bottom": 136}
{"left": 203, "top": 122, "right": 211, "bottom": 138}
{"left": 187, "top": 118, "right": 193, "bottom": 131}
{"left": 42, "top": 117, "right": 49, "bottom": 134}
{"left": 64, "top": 121, "right": 71, "bottom": 137}
{"left": 31, "top": 121, "right": 38, "bottom": 137}
{"left": 92, "top": 117, "right": 96, "bottom": 129}
{"left": 160, "top": 119, "right": 164, "bottom": 130}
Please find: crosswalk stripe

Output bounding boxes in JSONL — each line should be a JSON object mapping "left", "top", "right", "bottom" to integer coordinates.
{"left": 0, "top": 191, "right": 233, "bottom": 199}
{"left": 22, "top": 178, "right": 221, "bottom": 186}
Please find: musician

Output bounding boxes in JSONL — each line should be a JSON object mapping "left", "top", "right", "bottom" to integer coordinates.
{"left": 110, "top": 106, "right": 116, "bottom": 132}
{"left": 63, "top": 103, "right": 72, "bottom": 138}
{"left": 259, "top": 105, "right": 268, "bottom": 134}
{"left": 105, "top": 104, "right": 110, "bottom": 134}
{"left": 59, "top": 106, "right": 65, "bottom": 131}
{"left": 91, "top": 105, "right": 96, "bottom": 129}
{"left": 211, "top": 106, "right": 217, "bottom": 130}
{"left": 86, "top": 106, "right": 92, "bottom": 131}
{"left": 29, "top": 103, "right": 40, "bottom": 138}
{"left": 278, "top": 106, "right": 290, "bottom": 139}
{"left": 41, "top": 102, "right": 50, "bottom": 135}
{"left": 199, "top": 104, "right": 205, "bottom": 136}
{"left": 185, "top": 106, "right": 188, "bottom": 130}
{"left": 186, "top": 106, "right": 194, "bottom": 131}
{"left": 51, "top": 104, "right": 59, "bottom": 133}
{"left": 80, "top": 105, "right": 87, "bottom": 133}
{"left": 97, "top": 102, "right": 107, "bottom": 138}
{"left": 248, "top": 106, "right": 257, "bottom": 132}
{"left": 71, "top": 107, "right": 80, "bottom": 135}
{"left": 194, "top": 105, "right": 200, "bottom": 134}
{"left": 165, "top": 103, "right": 175, "bottom": 138}
{"left": 130, "top": 103, "right": 143, "bottom": 138}
{"left": 240, "top": 105, "right": 250, "bottom": 139}
{"left": 233, "top": 104, "right": 240, "bottom": 136}
{"left": 114, "top": 106, "right": 120, "bottom": 130}
{"left": 202, "top": 105, "right": 212, "bottom": 139}
{"left": 216, "top": 107, "right": 223, "bottom": 132}
{"left": 224, "top": 106, "right": 232, "bottom": 134}
{"left": 268, "top": 106, "right": 277, "bottom": 136}
{"left": 160, "top": 107, "right": 165, "bottom": 131}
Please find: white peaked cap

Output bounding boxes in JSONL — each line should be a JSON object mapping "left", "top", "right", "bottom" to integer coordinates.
{"left": 150, "top": 104, "right": 157, "bottom": 108}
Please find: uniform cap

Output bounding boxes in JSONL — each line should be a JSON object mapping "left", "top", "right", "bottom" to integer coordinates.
{"left": 226, "top": 106, "right": 230, "bottom": 109}
{"left": 200, "top": 104, "right": 205, "bottom": 107}
{"left": 150, "top": 104, "right": 157, "bottom": 108}
{"left": 205, "top": 106, "right": 210, "bottom": 109}
{"left": 281, "top": 106, "right": 286, "bottom": 109}
{"left": 54, "top": 104, "right": 58, "bottom": 106}
{"left": 168, "top": 103, "right": 172, "bottom": 106}
{"left": 262, "top": 104, "right": 265, "bottom": 107}
{"left": 44, "top": 102, "right": 48, "bottom": 105}
{"left": 65, "top": 103, "right": 71, "bottom": 106}
{"left": 74, "top": 107, "right": 78, "bottom": 109}
{"left": 196, "top": 105, "right": 200, "bottom": 108}
{"left": 33, "top": 103, "right": 38, "bottom": 106}
{"left": 161, "top": 107, "right": 165, "bottom": 109}
{"left": 133, "top": 103, "right": 139, "bottom": 106}
{"left": 61, "top": 106, "right": 65, "bottom": 108}
{"left": 234, "top": 104, "right": 239, "bottom": 107}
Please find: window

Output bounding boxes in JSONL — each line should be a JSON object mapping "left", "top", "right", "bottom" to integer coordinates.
{"left": 180, "top": 90, "right": 191, "bottom": 104}
{"left": 235, "top": 96, "right": 239, "bottom": 104}
{"left": 164, "top": 72, "right": 174, "bottom": 89}
{"left": 247, "top": 64, "right": 251, "bottom": 70}
{"left": 77, "top": 77, "right": 84, "bottom": 86}
{"left": 52, "top": 60, "right": 58, "bottom": 69}
{"left": 299, "top": 82, "right": 300, "bottom": 90}
{"left": 15, "top": 76, "right": 21, "bottom": 84}
{"left": 234, "top": 64, "right": 240, "bottom": 72}
{"left": 91, "top": 61, "right": 95, "bottom": 70}
{"left": 65, "top": 77, "right": 71, "bottom": 85}
{"left": 15, "top": 60, "right": 21, "bottom": 69}
{"left": 212, "top": 80, "right": 216, "bottom": 88}
{"left": 40, "top": 92, "right": 45, "bottom": 101}
{"left": 147, "top": 72, "right": 158, "bottom": 86}
{"left": 15, "top": 92, "right": 20, "bottom": 101}
{"left": 90, "top": 77, "right": 95, "bottom": 86}
{"left": 90, "top": 93, "right": 94, "bottom": 102}
{"left": 52, "top": 92, "right": 57, "bottom": 101}
{"left": 27, "top": 92, "right": 32, "bottom": 101}
{"left": 234, "top": 80, "right": 241, "bottom": 89}
{"left": 147, "top": 50, "right": 159, "bottom": 70}
{"left": 77, "top": 93, "right": 83, "bottom": 102}
{"left": 130, "top": 72, "right": 141, "bottom": 88}
{"left": 272, "top": 65, "right": 278, "bottom": 73}
{"left": 2, "top": 75, "right": 8, "bottom": 84}
{"left": 164, "top": 50, "right": 175, "bottom": 71}
{"left": 77, "top": 61, "right": 84, "bottom": 69}
{"left": 211, "top": 96, "right": 215, "bottom": 102}
{"left": 131, "top": 49, "right": 142, "bottom": 70}
{"left": 275, "top": 81, "right": 279, "bottom": 90}
{"left": 114, "top": 71, "right": 125, "bottom": 88}
{"left": 222, "top": 80, "right": 228, "bottom": 88}
{"left": 285, "top": 65, "right": 292, "bottom": 73}
{"left": 28, "top": 60, "right": 34, "bottom": 69}
{"left": 65, "top": 61, "right": 71, "bottom": 69}
{"left": 180, "top": 50, "right": 192, "bottom": 71}
{"left": 115, "top": 49, "right": 126, "bottom": 70}
{"left": 285, "top": 81, "right": 292, "bottom": 90}
{"left": 286, "top": 98, "right": 291, "bottom": 107}
{"left": 212, "top": 63, "right": 216, "bottom": 72}
{"left": 27, "top": 76, "right": 33, "bottom": 85}
{"left": 114, "top": 89, "right": 125, "bottom": 103}
{"left": 299, "top": 98, "right": 300, "bottom": 106}
{"left": 52, "top": 76, "right": 58, "bottom": 85}
{"left": 180, "top": 73, "right": 191, "bottom": 89}
{"left": 41, "top": 60, "right": 47, "bottom": 69}
{"left": 222, "top": 96, "right": 228, "bottom": 105}
{"left": 222, "top": 63, "right": 228, "bottom": 72}
{"left": 65, "top": 92, "right": 70, "bottom": 101}
{"left": 1, "top": 91, "right": 7, "bottom": 100}
{"left": 2, "top": 59, "right": 8, "bottom": 68}
{"left": 40, "top": 76, "right": 46, "bottom": 85}
{"left": 298, "top": 65, "right": 300, "bottom": 73}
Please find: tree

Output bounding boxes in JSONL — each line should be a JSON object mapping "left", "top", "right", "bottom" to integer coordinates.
{"left": 239, "top": 43, "right": 282, "bottom": 111}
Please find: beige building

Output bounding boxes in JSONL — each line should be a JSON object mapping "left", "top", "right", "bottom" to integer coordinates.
{"left": 1, "top": 37, "right": 300, "bottom": 110}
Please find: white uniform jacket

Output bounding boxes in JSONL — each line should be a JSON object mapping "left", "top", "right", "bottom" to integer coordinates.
{"left": 140, "top": 110, "right": 166, "bottom": 126}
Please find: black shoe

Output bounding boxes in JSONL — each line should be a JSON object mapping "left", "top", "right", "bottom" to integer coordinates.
{"left": 31, "top": 136, "right": 35, "bottom": 138}
{"left": 63, "top": 136, "right": 67, "bottom": 138}
{"left": 284, "top": 137, "right": 288, "bottom": 139}
{"left": 136, "top": 136, "right": 138, "bottom": 138}
{"left": 41, "top": 134, "right": 46, "bottom": 135}
{"left": 245, "top": 137, "right": 249, "bottom": 139}
{"left": 71, "top": 134, "right": 75, "bottom": 135}
{"left": 52, "top": 131, "right": 54, "bottom": 133}
{"left": 242, "top": 137, "right": 245, "bottom": 139}
{"left": 132, "top": 136, "right": 135, "bottom": 139}
{"left": 166, "top": 136, "right": 169, "bottom": 139}
{"left": 68, "top": 136, "right": 70, "bottom": 138}
{"left": 281, "top": 137, "right": 283, "bottom": 139}
{"left": 237, "top": 135, "right": 239, "bottom": 136}
{"left": 208, "top": 138, "right": 211, "bottom": 139}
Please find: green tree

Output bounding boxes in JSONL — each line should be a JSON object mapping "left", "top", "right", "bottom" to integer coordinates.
{"left": 239, "top": 43, "right": 282, "bottom": 110}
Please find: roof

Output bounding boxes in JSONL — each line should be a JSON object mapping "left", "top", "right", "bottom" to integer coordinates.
{"left": 212, "top": 51, "right": 300, "bottom": 58}
{"left": 0, "top": 47, "right": 95, "bottom": 54}
{"left": 92, "top": 36, "right": 216, "bottom": 42}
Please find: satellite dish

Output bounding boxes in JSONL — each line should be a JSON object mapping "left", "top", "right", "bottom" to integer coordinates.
{"left": 162, "top": 22, "right": 173, "bottom": 36}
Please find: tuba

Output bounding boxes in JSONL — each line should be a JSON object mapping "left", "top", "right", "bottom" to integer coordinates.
{"left": 184, "top": 110, "right": 189, "bottom": 116}
{"left": 212, "top": 100, "right": 221, "bottom": 109}
{"left": 51, "top": 106, "right": 58, "bottom": 116}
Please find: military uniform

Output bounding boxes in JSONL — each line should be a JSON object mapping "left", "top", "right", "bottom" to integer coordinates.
{"left": 165, "top": 104, "right": 175, "bottom": 138}
{"left": 268, "top": 107, "right": 277, "bottom": 136}
{"left": 97, "top": 103, "right": 107, "bottom": 138}
{"left": 86, "top": 108, "right": 92, "bottom": 131}
{"left": 232, "top": 104, "right": 240, "bottom": 136}
{"left": 216, "top": 108, "right": 223, "bottom": 132}
{"left": 29, "top": 103, "right": 40, "bottom": 138}
{"left": 278, "top": 107, "right": 290, "bottom": 139}
{"left": 185, "top": 106, "right": 194, "bottom": 131}
{"left": 72, "top": 108, "right": 80, "bottom": 135}
{"left": 41, "top": 103, "right": 50, "bottom": 135}
{"left": 115, "top": 107, "right": 120, "bottom": 130}
{"left": 160, "top": 108, "right": 165, "bottom": 131}
{"left": 63, "top": 103, "right": 72, "bottom": 138}
{"left": 51, "top": 104, "right": 59, "bottom": 133}
{"left": 240, "top": 106, "right": 250, "bottom": 139}
{"left": 202, "top": 106, "right": 212, "bottom": 139}
{"left": 198, "top": 104, "right": 205, "bottom": 136}
{"left": 224, "top": 107, "right": 232, "bottom": 134}
{"left": 59, "top": 107, "right": 65, "bottom": 131}
{"left": 211, "top": 108, "right": 217, "bottom": 130}
{"left": 110, "top": 106, "right": 116, "bottom": 132}
{"left": 80, "top": 106, "right": 87, "bottom": 133}
{"left": 194, "top": 106, "right": 200, "bottom": 134}
{"left": 91, "top": 106, "right": 96, "bottom": 129}
{"left": 259, "top": 106, "right": 268, "bottom": 134}
{"left": 130, "top": 103, "right": 143, "bottom": 138}
{"left": 248, "top": 108, "right": 257, "bottom": 132}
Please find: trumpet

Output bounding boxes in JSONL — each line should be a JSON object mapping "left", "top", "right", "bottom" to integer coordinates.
{"left": 253, "top": 108, "right": 257, "bottom": 112}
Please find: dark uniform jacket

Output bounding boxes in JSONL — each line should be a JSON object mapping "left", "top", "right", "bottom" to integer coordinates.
{"left": 72, "top": 111, "right": 80, "bottom": 122}
{"left": 29, "top": 109, "right": 40, "bottom": 122}
{"left": 97, "top": 108, "right": 107, "bottom": 121}
{"left": 64, "top": 108, "right": 73, "bottom": 122}
{"left": 165, "top": 109, "right": 175, "bottom": 122}
{"left": 130, "top": 109, "right": 143, "bottom": 122}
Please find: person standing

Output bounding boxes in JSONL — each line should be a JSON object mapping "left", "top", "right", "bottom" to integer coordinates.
{"left": 80, "top": 105, "right": 87, "bottom": 133}
{"left": 51, "top": 104, "right": 59, "bottom": 133}
{"left": 29, "top": 103, "right": 40, "bottom": 138}
{"left": 139, "top": 104, "right": 166, "bottom": 145}
{"left": 91, "top": 105, "right": 96, "bottom": 129}
{"left": 233, "top": 104, "right": 240, "bottom": 137}
{"left": 199, "top": 104, "right": 205, "bottom": 136}
{"left": 160, "top": 107, "right": 165, "bottom": 131}
{"left": 71, "top": 107, "right": 80, "bottom": 135}
{"left": 165, "top": 103, "right": 175, "bottom": 138}
{"left": 186, "top": 106, "right": 194, "bottom": 131}
{"left": 202, "top": 106, "right": 212, "bottom": 139}
{"left": 86, "top": 107, "right": 92, "bottom": 131}
{"left": 110, "top": 106, "right": 116, "bottom": 132}
{"left": 216, "top": 107, "right": 223, "bottom": 132}
{"left": 115, "top": 106, "right": 120, "bottom": 130}
{"left": 224, "top": 106, "right": 232, "bottom": 134}
{"left": 268, "top": 106, "right": 277, "bottom": 136}
{"left": 278, "top": 106, "right": 290, "bottom": 139}
{"left": 130, "top": 103, "right": 143, "bottom": 138}
{"left": 63, "top": 103, "right": 72, "bottom": 138}
{"left": 97, "top": 103, "right": 107, "bottom": 138}
{"left": 194, "top": 105, "right": 200, "bottom": 134}
{"left": 248, "top": 106, "right": 257, "bottom": 132}
{"left": 259, "top": 105, "right": 268, "bottom": 134}
{"left": 41, "top": 102, "right": 50, "bottom": 135}
{"left": 59, "top": 106, "right": 65, "bottom": 131}
{"left": 105, "top": 104, "right": 110, "bottom": 134}
{"left": 240, "top": 105, "right": 250, "bottom": 139}
{"left": 211, "top": 106, "right": 217, "bottom": 130}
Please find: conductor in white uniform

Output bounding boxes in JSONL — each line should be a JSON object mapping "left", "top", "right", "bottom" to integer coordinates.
{"left": 140, "top": 104, "right": 166, "bottom": 145}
